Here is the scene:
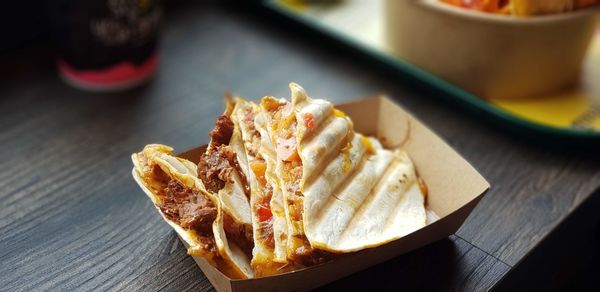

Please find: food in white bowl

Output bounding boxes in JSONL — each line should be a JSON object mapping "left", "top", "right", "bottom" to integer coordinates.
{"left": 440, "top": 0, "right": 598, "bottom": 15}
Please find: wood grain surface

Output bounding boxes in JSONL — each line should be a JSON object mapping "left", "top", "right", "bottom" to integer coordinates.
{"left": 1, "top": 1, "right": 599, "bottom": 291}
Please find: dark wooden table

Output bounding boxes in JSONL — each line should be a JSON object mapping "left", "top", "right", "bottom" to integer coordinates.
{"left": 1, "top": 1, "right": 599, "bottom": 291}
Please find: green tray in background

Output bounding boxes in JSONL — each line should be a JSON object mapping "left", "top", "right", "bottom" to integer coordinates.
{"left": 259, "top": 0, "right": 600, "bottom": 143}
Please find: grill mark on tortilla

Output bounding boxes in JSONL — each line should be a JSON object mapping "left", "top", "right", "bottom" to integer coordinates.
{"left": 301, "top": 116, "right": 353, "bottom": 189}
{"left": 309, "top": 148, "right": 368, "bottom": 228}
{"left": 296, "top": 105, "right": 333, "bottom": 146}
{"left": 338, "top": 159, "right": 400, "bottom": 242}
{"left": 384, "top": 181, "right": 418, "bottom": 232}
{"left": 381, "top": 153, "right": 418, "bottom": 231}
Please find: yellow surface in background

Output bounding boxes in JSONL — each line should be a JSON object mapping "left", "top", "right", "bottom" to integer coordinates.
{"left": 488, "top": 31, "right": 600, "bottom": 130}
{"left": 279, "top": 0, "right": 306, "bottom": 10}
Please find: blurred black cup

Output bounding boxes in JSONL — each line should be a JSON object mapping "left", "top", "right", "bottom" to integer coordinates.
{"left": 49, "top": 0, "right": 163, "bottom": 91}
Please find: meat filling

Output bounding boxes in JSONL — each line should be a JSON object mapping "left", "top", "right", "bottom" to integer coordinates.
{"left": 196, "top": 113, "right": 254, "bottom": 256}
{"left": 198, "top": 146, "right": 235, "bottom": 193}
{"left": 209, "top": 115, "right": 234, "bottom": 147}
{"left": 153, "top": 165, "right": 217, "bottom": 235}
{"left": 198, "top": 144, "right": 250, "bottom": 197}
{"left": 255, "top": 185, "right": 275, "bottom": 249}
{"left": 223, "top": 212, "right": 254, "bottom": 256}
{"left": 294, "top": 241, "right": 333, "bottom": 266}
{"left": 199, "top": 115, "right": 250, "bottom": 198}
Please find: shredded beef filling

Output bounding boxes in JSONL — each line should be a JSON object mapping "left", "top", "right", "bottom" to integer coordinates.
{"left": 209, "top": 115, "right": 234, "bottom": 147}
{"left": 151, "top": 163, "right": 170, "bottom": 184}
{"left": 281, "top": 161, "right": 329, "bottom": 265}
{"left": 294, "top": 239, "right": 333, "bottom": 266}
{"left": 198, "top": 114, "right": 250, "bottom": 198}
{"left": 198, "top": 146, "right": 235, "bottom": 193}
{"left": 230, "top": 151, "right": 251, "bottom": 199}
{"left": 223, "top": 212, "right": 254, "bottom": 256}
{"left": 196, "top": 114, "right": 254, "bottom": 257}
{"left": 254, "top": 185, "right": 275, "bottom": 249}
{"left": 153, "top": 166, "right": 217, "bottom": 235}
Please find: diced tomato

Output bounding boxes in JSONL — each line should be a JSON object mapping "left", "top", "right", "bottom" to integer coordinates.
{"left": 276, "top": 136, "right": 299, "bottom": 162}
{"left": 303, "top": 113, "right": 315, "bottom": 129}
{"left": 257, "top": 205, "right": 272, "bottom": 222}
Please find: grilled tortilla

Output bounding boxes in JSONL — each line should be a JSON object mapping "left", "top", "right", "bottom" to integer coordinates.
{"left": 261, "top": 83, "right": 427, "bottom": 254}
{"left": 132, "top": 144, "right": 252, "bottom": 278}
{"left": 255, "top": 111, "right": 291, "bottom": 265}
{"left": 260, "top": 94, "right": 332, "bottom": 266}
{"left": 195, "top": 101, "right": 255, "bottom": 278}
{"left": 229, "top": 98, "right": 296, "bottom": 276}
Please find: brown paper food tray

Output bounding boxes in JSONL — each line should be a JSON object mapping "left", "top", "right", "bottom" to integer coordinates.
{"left": 174, "top": 96, "right": 489, "bottom": 292}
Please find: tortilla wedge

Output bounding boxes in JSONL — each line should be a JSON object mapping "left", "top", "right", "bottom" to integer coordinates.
{"left": 261, "top": 83, "right": 427, "bottom": 254}
{"left": 132, "top": 144, "right": 253, "bottom": 278}
{"left": 230, "top": 98, "right": 298, "bottom": 276}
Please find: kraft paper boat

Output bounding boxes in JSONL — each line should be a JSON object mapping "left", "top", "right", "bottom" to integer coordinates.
{"left": 134, "top": 95, "right": 489, "bottom": 292}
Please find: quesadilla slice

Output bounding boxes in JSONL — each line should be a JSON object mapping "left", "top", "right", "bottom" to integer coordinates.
{"left": 259, "top": 94, "right": 333, "bottom": 266}
{"left": 261, "top": 83, "right": 427, "bottom": 254}
{"left": 132, "top": 144, "right": 251, "bottom": 278}
{"left": 229, "top": 98, "right": 299, "bottom": 276}
{"left": 195, "top": 100, "right": 255, "bottom": 278}
{"left": 254, "top": 111, "right": 292, "bottom": 265}
{"left": 230, "top": 99, "right": 276, "bottom": 274}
